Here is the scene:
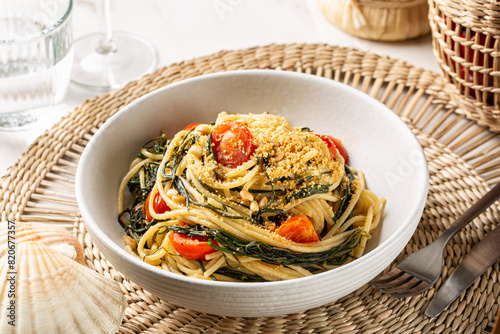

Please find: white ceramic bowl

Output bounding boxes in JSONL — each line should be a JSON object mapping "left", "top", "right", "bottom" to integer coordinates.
{"left": 76, "top": 70, "right": 428, "bottom": 317}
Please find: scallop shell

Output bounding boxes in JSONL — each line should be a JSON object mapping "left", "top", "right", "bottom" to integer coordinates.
{"left": 0, "top": 241, "right": 127, "bottom": 334}
{"left": 0, "top": 222, "right": 84, "bottom": 264}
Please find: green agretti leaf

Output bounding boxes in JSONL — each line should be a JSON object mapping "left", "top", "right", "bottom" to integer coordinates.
{"left": 165, "top": 224, "right": 364, "bottom": 267}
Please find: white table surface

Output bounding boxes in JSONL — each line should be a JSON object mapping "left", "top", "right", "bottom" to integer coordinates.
{"left": 0, "top": 0, "right": 440, "bottom": 178}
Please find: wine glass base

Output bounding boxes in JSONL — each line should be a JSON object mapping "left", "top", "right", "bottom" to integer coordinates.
{"left": 71, "top": 31, "right": 157, "bottom": 91}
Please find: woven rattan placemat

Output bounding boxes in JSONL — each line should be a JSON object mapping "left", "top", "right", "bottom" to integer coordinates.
{"left": 1, "top": 43, "right": 500, "bottom": 334}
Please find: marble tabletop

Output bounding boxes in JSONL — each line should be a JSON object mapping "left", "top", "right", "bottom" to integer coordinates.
{"left": 0, "top": 0, "right": 440, "bottom": 177}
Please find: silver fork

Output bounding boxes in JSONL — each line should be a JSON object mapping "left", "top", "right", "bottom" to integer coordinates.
{"left": 369, "top": 182, "right": 500, "bottom": 298}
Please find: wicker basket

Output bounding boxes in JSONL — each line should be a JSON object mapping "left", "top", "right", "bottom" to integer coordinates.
{"left": 318, "top": 0, "right": 431, "bottom": 41}
{"left": 428, "top": 0, "right": 500, "bottom": 132}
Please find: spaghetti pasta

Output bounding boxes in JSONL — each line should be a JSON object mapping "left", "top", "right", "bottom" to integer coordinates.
{"left": 117, "top": 112, "right": 385, "bottom": 282}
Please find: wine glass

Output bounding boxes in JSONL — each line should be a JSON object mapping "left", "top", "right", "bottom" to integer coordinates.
{"left": 71, "top": 0, "right": 157, "bottom": 91}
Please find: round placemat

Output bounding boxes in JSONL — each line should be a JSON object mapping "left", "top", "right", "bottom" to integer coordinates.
{"left": 1, "top": 43, "right": 500, "bottom": 333}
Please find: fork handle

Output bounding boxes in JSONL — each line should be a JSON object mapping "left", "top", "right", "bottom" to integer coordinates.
{"left": 436, "top": 182, "right": 500, "bottom": 247}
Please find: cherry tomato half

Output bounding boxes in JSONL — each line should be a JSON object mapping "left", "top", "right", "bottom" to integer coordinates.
{"left": 275, "top": 216, "right": 320, "bottom": 243}
{"left": 315, "top": 134, "right": 349, "bottom": 164}
{"left": 211, "top": 120, "right": 256, "bottom": 168}
{"left": 168, "top": 226, "right": 217, "bottom": 260}
{"left": 143, "top": 191, "right": 170, "bottom": 222}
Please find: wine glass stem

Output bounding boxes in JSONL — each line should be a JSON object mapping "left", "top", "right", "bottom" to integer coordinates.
{"left": 96, "top": 0, "right": 116, "bottom": 54}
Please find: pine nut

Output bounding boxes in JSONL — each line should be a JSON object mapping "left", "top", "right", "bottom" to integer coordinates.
{"left": 274, "top": 151, "right": 284, "bottom": 162}
{"left": 250, "top": 200, "right": 259, "bottom": 213}
{"left": 259, "top": 196, "right": 268, "bottom": 209}
{"left": 269, "top": 138, "right": 280, "bottom": 147}
{"left": 167, "top": 188, "right": 178, "bottom": 197}
{"left": 123, "top": 235, "right": 137, "bottom": 249}
{"left": 172, "top": 194, "right": 186, "bottom": 204}
{"left": 196, "top": 124, "right": 212, "bottom": 135}
{"left": 240, "top": 189, "right": 254, "bottom": 202}
{"left": 188, "top": 145, "right": 203, "bottom": 157}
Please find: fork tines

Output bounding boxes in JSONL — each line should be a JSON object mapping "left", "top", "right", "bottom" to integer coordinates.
{"left": 369, "top": 268, "right": 431, "bottom": 298}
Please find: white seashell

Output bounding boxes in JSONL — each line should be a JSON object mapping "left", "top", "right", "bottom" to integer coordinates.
{"left": 0, "top": 222, "right": 84, "bottom": 264}
{"left": 48, "top": 243, "right": 78, "bottom": 261}
{"left": 0, "top": 241, "right": 127, "bottom": 334}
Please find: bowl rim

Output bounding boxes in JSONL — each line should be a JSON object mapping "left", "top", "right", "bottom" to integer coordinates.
{"left": 76, "top": 69, "right": 429, "bottom": 289}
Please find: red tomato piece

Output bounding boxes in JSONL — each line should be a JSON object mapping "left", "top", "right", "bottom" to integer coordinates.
{"left": 143, "top": 191, "right": 170, "bottom": 222}
{"left": 275, "top": 216, "right": 320, "bottom": 243}
{"left": 184, "top": 123, "right": 200, "bottom": 131}
{"left": 315, "top": 134, "right": 349, "bottom": 164}
{"left": 168, "top": 226, "right": 217, "bottom": 260}
{"left": 448, "top": 24, "right": 494, "bottom": 104}
{"left": 459, "top": 31, "right": 486, "bottom": 85}
{"left": 210, "top": 120, "right": 256, "bottom": 168}
{"left": 459, "top": 30, "right": 488, "bottom": 67}
{"left": 459, "top": 63, "right": 493, "bottom": 104}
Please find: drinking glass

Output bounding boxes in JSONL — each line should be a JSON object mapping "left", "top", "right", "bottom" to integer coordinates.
{"left": 0, "top": 0, "right": 73, "bottom": 130}
{"left": 71, "top": 0, "right": 157, "bottom": 91}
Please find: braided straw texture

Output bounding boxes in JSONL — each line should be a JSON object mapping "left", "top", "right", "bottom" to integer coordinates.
{"left": 428, "top": 0, "right": 500, "bottom": 132}
{"left": 318, "top": 0, "right": 430, "bottom": 41}
{"left": 1, "top": 43, "right": 500, "bottom": 333}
